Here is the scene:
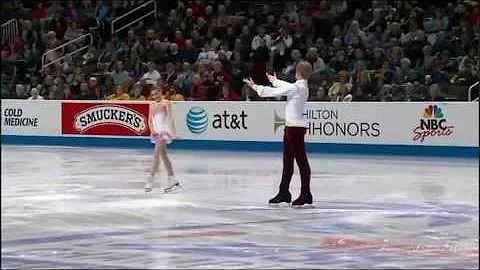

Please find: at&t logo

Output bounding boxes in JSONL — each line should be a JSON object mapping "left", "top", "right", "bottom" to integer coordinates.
{"left": 186, "top": 107, "right": 208, "bottom": 134}
{"left": 186, "top": 107, "right": 248, "bottom": 134}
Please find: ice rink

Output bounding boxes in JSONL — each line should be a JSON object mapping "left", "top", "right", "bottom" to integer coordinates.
{"left": 1, "top": 145, "right": 478, "bottom": 269}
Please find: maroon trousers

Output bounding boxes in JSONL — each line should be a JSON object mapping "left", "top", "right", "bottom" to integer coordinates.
{"left": 279, "top": 126, "right": 311, "bottom": 195}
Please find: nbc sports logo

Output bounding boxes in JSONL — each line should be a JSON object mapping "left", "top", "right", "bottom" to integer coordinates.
{"left": 412, "top": 104, "right": 454, "bottom": 142}
{"left": 420, "top": 105, "right": 447, "bottom": 130}
{"left": 186, "top": 107, "right": 208, "bottom": 134}
{"left": 422, "top": 104, "right": 444, "bottom": 119}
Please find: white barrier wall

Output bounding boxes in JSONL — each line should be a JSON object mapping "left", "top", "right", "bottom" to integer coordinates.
{"left": 1, "top": 100, "right": 61, "bottom": 136}
{"left": 174, "top": 101, "right": 479, "bottom": 147}
{"left": 2, "top": 100, "right": 479, "bottom": 149}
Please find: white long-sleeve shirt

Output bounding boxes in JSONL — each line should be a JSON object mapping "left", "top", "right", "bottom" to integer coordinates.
{"left": 251, "top": 35, "right": 272, "bottom": 51}
{"left": 272, "top": 35, "right": 293, "bottom": 56}
{"left": 254, "top": 78, "right": 309, "bottom": 127}
{"left": 141, "top": 70, "right": 161, "bottom": 85}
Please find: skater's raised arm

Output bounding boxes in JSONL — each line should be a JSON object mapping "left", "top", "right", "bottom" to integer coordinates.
{"left": 257, "top": 82, "right": 298, "bottom": 97}
{"left": 243, "top": 77, "right": 297, "bottom": 97}
{"left": 267, "top": 72, "right": 294, "bottom": 88}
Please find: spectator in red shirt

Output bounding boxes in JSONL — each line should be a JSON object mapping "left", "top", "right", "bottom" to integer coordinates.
{"left": 189, "top": 74, "right": 207, "bottom": 100}
{"left": 1, "top": 40, "right": 12, "bottom": 59}
{"left": 174, "top": 30, "right": 186, "bottom": 49}
{"left": 32, "top": 2, "right": 47, "bottom": 21}
{"left": 467, "top": 6, "right": 479, "bottom": 27}
{"left": 12, "top": 35, "right": 25, "bottom": 55}
{"left": 63, "top": 85, "right": 76, "bottom": 100}
{"left": 190, "top": 0, "right": 205, "bottom": 18}
{"left": 212, "top": 60, "right": 231, "bottom": 83}
{"left": 218, "top": 81, "right": 241, "bottom": 100}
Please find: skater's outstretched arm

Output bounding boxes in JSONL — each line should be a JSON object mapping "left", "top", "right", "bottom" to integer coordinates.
{"left": 267, "top": 72, "right": 293, "bottom": 88}
{"left": 243, "top": 77, "right": 297, "bottom": 98}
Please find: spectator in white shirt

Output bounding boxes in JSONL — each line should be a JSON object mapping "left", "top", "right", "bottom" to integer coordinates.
{"left": 111, "top": 61, "right": 130, "bottom": 86}
{"left": 270, "top": 27, "right": 294, "bottom": 72}
{"left": 251, "top": 26, "right": 272, "bottom": 51}
{"left": 28, "top": 88, "right": 44, "bottom": 100}
{"left": 141, "top": 61, "right": 161, "bottom": 86}
{"left": 243, "top": 61, "right": 313, "bottom": 207}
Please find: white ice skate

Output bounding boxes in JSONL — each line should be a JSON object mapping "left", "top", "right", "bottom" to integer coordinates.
{"left": 164, "top": 175, "right": 180, "bottom": 193}
{"left": 145, "top": 175, "right": 154, "bottom": 192}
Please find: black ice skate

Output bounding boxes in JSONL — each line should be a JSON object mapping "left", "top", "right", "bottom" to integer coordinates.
{"left": 292, "top": 193, "right": 313, "bottom": 207}
{"left": 268, "top": 191, "right": 292, "bottom": 204}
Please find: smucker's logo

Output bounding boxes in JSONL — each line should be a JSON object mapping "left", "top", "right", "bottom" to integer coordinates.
{"left": 74, "top": 105, "right": 147, "bottom": 134}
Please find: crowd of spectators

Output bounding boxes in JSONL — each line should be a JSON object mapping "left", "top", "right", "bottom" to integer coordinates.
{"left": 1, "top": 0, "right": 479, "bottom": 102}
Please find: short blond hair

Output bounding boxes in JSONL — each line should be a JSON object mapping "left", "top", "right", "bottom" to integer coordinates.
{"left": 296, "top": 61, "right": 313, "bottom": 80}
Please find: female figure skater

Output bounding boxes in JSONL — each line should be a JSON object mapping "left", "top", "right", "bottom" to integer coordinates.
{"left": 145, "top": 87, "right": 179, "bottom": 193}
{"left": 243, "top": 61, "right": 313, "bottom": 206}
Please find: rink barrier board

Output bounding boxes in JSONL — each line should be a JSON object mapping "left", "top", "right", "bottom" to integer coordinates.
{"left": 2, "top": 100, "right": 478, "bottom": 158}
{"left": 2, "top": 135, "right": 478, "bottom": 158}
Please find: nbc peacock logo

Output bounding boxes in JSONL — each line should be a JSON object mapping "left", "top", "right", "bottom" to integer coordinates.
{"left": 412, "top": 104, "right": 454, "bottom": 142}
{"left": 186, "top": 107, "right": 208, "bottom": 134}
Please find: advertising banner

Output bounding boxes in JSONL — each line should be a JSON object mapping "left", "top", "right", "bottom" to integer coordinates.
{"left": 1, "top": 100, "right": 477, "bottom": 148}
{"left": 275, "top": 102, "right": 478, "bottom": 146}
{"left": 174, "top": 101, "right": 479, "bottom": 147}
{"left": 1, "top": 100, "right": 61, "bottom": 136}
{"left": 173, "top": 101, "right": 273, "bottom": 141}
{"left": 61, "top": 102, "right": 150, "bottom": 136}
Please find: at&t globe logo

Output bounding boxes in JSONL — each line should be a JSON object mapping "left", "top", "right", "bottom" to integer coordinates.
{"left": 186, "top": 107, "right": 208, "bottom": 134}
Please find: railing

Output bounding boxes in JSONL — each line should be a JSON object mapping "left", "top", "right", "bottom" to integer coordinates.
{"left": 41, "top": 34, "right": 93, "bottom": 69}
{"left": 1, "top": 19, "right": 18, "bottom": 44}
{"left": 467, "top": 81, "right": 479, "bottom": 102}
{"left": 111, "top": 0, "right": 157, "bottom": 35}
{"left": 89, "top": 18, "right": 101, "bottom": 32}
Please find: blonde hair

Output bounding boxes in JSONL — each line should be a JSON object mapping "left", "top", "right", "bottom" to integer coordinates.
{"left": 296, "top": 61, "right": 313, "bottom": 80}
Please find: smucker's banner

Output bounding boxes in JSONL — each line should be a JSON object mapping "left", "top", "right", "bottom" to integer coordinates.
{"left": 61, "top": 102, "right": 150, "bottom": 136}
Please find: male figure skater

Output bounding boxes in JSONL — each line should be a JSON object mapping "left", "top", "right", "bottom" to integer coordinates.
{"left": 243, "top": 61, "right": 313, "bottom": 206}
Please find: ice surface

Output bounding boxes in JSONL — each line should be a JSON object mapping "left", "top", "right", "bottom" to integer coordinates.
{"left": 1, "top": 145, "right": 478, "bottom": 269}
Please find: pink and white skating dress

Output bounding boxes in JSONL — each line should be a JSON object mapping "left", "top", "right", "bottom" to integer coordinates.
{"left": 150, "top": 103, "right": 174, "bottom": 144}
